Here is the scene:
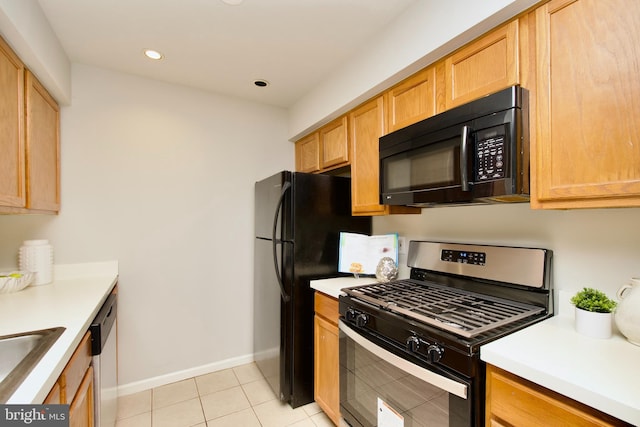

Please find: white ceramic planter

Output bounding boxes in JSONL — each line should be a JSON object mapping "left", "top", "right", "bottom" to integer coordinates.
{"left": 575, "top": 307, "right": 612, "bottom": 339}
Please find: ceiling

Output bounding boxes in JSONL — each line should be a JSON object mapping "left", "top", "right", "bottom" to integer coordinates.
{"left": 37, "top": 0, "right": 417, "bottom": 109}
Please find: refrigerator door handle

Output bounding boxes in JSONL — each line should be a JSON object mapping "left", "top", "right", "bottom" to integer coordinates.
{"left": 272, "top": 181, "right": 291, "bottom": 302}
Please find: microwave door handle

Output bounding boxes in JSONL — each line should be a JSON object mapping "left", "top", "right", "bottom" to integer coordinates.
{"left": 460, "top": 125, "right": 471, "bottom": 192}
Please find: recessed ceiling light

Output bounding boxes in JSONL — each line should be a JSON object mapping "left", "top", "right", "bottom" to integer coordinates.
{"left": 143, "top": 49, "right": 164, "bottom": 60}
{"left": 221, "top": 0, "right": 243, "bottom": 5}
{"left": 254, "top": 80, "right": 269, "bottom": 88}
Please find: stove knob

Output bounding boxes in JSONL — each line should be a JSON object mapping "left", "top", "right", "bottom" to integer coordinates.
{"left": 345, "top": 308, "right": 358, "bottom": 322}
{"left": 355, "top": 313, "right": 369, "bottom": 327}
{"left": 406, "top": 336, "right": 420, "bottom": 353}
{"left": 427, "top": 344, "right": 443, "bottom": 363}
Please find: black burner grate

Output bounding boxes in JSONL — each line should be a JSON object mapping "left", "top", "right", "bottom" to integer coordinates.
{"left": 344, "top": 280, "right": 544, "bottom": 338}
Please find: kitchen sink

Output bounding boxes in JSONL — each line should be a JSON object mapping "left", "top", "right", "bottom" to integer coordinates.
{"left": 0, "top": 327, "right": 65, "bottom": 402}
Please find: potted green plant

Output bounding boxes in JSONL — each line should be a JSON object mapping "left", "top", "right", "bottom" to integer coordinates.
{"left": 571, "top": 287, "right": 617, "bottom": 339}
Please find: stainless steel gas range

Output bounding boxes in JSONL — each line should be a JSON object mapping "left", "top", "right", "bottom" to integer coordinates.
{"left": 338, "top": 241, "right": 553, "bottom": 427}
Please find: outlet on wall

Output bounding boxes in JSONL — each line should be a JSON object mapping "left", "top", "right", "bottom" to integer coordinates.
{"left": 398, "top": 236, "right": 407, "bottom": 255}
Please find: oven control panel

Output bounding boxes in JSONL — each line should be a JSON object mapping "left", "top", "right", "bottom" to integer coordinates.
{"left": 441, "top": 249, "right": 486, "bottom": 266}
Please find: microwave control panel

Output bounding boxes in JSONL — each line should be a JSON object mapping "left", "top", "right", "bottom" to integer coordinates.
{"left": 475, "top": 135, "right": 505, "bottom": 181}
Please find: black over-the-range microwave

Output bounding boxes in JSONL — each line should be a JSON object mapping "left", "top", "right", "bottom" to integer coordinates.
{"left": 379, "top": 85, "right": 529, "bottom": 207}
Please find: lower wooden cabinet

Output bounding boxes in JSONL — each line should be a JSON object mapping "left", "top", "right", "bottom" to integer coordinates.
{"left": 45, "top": 331, "right": 94, "bottom": 427}
{"left": 314, "top": 292, "right": 340, "bottom": 426}
{"left": 486, "top": 364, "right": 631, "bottom": 426}
{"left": 69, "top": 366, "right": 94, "bottom": 427}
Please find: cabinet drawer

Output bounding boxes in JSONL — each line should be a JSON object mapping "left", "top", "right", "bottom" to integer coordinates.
{"left": 314, "top": 292, "right": 339, "bottom": 326}
{"left": 60, "top": 332, "right": 92, "bottom": 404}
{"left": 486, "top": 365, "right": 629, "bottom": 426}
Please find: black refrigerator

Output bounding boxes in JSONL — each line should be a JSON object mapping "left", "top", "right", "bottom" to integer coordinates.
{"left": 254, "top": 171, "right": 371, "bottom": 408}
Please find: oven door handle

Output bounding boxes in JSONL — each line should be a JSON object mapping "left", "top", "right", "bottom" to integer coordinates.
{"left": 339, "top": 320, "right": 468, "bottom": 399}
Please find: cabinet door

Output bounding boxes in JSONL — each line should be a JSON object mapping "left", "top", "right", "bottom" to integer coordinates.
{"left": 350, "top": 96, "right": 419, "bottom": 216}
{"left": 295, "top": 132, "right": 320, "bottom": 173}
{"left": 314, "top": 314, "right": 339, "bottom": 426}
{"left": 444, "top": 20, "right": 519, "bottom": 109}
{"left": 44, "top": 382, "right": 61, "bottom": 404}
{"left": 385, "top": 65, "right": 441, "bottom": 133}
{"left": 531, "top": 0, "right": 640, "bottom": 209}
{"left": 25, "top": 71, "right": 60, "bottom": 212}
{"left": 60, "top": 332, "right": 92, "bottom": 403}
{"left": 0, "top": 36, "right": 26, "bottom": 208}
{"left": 320, "top": 116, "right": 349, "bottom": 170}
{"left": 69, "top": 365, "right": 94, "bottom": 427}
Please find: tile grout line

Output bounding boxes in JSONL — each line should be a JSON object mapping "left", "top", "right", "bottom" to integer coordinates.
{"left": 232, "top": 366, "right": 267, "bottom": 427}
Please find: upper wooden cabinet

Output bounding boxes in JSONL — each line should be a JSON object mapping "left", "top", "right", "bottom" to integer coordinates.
{"left": 295, "top": 116, "right": 349, "bottom": 174}
{"left": 319, "top": 116, "right": 349, "bottom": 170}
{"left": 530, "top": 0, "right": 640, "bottom": 209}
{"left": 385, "top": 64, "right": 442, "bottom": 133}
{"left": 0, "top": 36, "right": 26, "bottom": 209}
{"left": 350, "top": 96, "right": 419, "bottom": 216}
{"left": 444, "top": 20, "right": 520, "bottom": 110}
{"left": 25, "top": 70, "right": 61, "bottom": 212}
{"left": 295, "top": 132, "right": 320, "bottom": 173}
{"left": 0, "top": 35, "right": 60, "bottom": 214}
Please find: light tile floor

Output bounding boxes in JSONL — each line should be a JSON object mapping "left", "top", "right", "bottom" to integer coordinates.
{"left": 115, "top": 362, "right": 334, "bottom": 427}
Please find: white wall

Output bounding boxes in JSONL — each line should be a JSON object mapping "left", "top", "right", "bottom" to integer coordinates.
{"left": 373, "top": 204, "right": 640, "bottom": 311}
{"left": 288, "top": 0, "right": 540, "bottom": 139}
{"left": 0, "top": 63, "right": 292, "bottom": 391}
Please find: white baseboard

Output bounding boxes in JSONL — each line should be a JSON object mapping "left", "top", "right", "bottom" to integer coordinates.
{"left": 117, "top": 353, "right": 255, "bottom": 396}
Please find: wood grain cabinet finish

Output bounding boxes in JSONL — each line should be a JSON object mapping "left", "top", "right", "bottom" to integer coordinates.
{"left": 0, "top": 34, "right": 60, "bottom": 214}
{"left": 444, "top": 20, "right": 519, "bottom": 110}
{"left": 319, "top": 116, "right": 349, "bottom": 170}
{"left": 69, "top": 366, "right": 94, "bottom": 427}
{"left": 0, "top": 35, "right": 26, "bottom": 209}
{"left": 530, "top": 0, "right": 640, "bottom": 209}
{"left": 295, "top": 132, "right": 321, "bottom": 173}
{"left": 46, "top": 332, "right": 94, "bottom": 427}
{"left": 295, "top": 116, "right": 349, "bottom": 173}
{"left": 385, "top": 65, "right": 442, "bottom": 133}
{"left": 25, "top": 70, "right": 60, "bottom": 212}
{"left": 350, "top": 96, "right": 419, "bottom": 216}
{"left": 314, "top": 292, "right": 340, "bottom": 426}
{"left": 486, "top": 364, "right": 631, "bottom": 426}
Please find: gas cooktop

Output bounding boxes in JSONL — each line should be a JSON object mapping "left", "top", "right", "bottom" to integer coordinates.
{"left": 343, "top": 279, "right": 545, "bottom": 338}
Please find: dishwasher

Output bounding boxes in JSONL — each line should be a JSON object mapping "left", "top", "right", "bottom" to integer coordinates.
{"left": 90, "top": 290, "right": 118, "bottom": 427}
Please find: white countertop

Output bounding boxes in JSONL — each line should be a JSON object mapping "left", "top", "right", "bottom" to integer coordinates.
{"left": 0, "top": 261, "right": 118, "bottom": 403}
{"left": 310, "top": 276, "right": 384, "bottom": 299}
{"left": 481, "top": 296, "right": 640, "bottom": 425}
